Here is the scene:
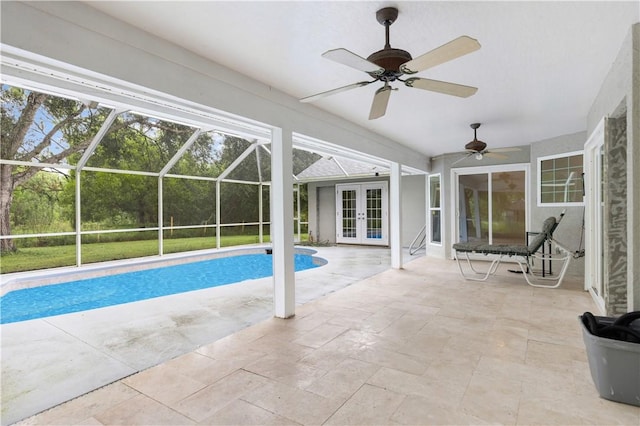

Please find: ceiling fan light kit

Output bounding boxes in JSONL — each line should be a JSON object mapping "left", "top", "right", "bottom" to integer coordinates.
{"left": 300, "top": 7, "right": 481, "bottom": 120}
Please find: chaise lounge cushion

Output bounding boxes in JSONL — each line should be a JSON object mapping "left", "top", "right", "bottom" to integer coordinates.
{"left": 453, "top": 216, "right": 557, "bottom": 257}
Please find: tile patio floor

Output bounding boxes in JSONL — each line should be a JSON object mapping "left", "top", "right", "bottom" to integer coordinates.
{"left": 5, "top": 249, "right": 640, "bottom": 425}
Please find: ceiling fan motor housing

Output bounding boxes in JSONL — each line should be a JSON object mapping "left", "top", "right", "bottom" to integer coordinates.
{"left": 465, "top": 139, "right": 487, "bottom": 152}
{"left": 367, "top": 48, "right": 412, "bottom": 80}
{"left": 367, "top": 7, "right": 413, "bottom": 81}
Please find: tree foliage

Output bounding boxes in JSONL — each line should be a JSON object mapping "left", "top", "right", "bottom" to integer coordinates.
{"left": 11, "top": 170, "right": 68, "bottom": 234}
{"left": 1, "top": 85, "right": 109, "bottom": 251}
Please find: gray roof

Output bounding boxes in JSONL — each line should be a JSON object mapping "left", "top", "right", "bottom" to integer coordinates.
{"left": 296, "top": 156, "right": 390, "bottom": 181}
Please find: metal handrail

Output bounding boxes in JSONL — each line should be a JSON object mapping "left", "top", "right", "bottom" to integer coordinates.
{"left": 409, "top": 225, "right": 426, "bottom": 255}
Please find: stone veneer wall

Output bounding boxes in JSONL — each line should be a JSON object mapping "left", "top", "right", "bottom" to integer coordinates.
{"left": 604, "top": 115, "right": 628, "bottom": 314}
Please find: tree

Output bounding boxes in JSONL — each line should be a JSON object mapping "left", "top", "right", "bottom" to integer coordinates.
{"left": 1, "top": 86, "right": 100, "bottom": 251}
{"left": 0, "top": 85, "right": 144, "bottom": 252}
{"left": 1, "top": 83, "right": 323, "bottom": 253}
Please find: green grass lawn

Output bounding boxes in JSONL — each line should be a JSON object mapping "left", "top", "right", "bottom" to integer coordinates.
{"left": 0, "top": 235, "right": 272, "bottom": 274}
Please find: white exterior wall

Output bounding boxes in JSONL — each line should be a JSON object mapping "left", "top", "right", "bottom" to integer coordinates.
{"left": 529, "top": 132, "right": 587, "bottom": 277}
{"left": 428, "top": 145, "right": 531, "bottom": 260}
{"left": 430, "top": 132, "right": 587, "bottom": 272}
{"left": 401, "top": 175, "right": 427, "bottom": 247}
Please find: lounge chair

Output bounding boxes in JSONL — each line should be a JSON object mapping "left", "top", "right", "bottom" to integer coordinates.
{"left": 452, "top": 214, "right": 571, "bottom": 288}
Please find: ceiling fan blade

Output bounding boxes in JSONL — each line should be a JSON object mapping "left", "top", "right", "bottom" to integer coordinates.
{"left": 451, "top": 153, "right": 473, "bottom": 166}
{"left": 300, "top": 81, "right": 374, "bottom": 103}
{"left": 489, "top": 147, "right": 521, "bottom": 153}
{"left": 400, "top": 36, "right": 481, "bottom": 74}
{"left": 322, "top": 48, "right": 385, "bottom": 76}
{"left": 484, "top": 152, "right": 509, "bottom": 160}
{"left": 369, "top": 86, "right": 392, "bottom": 120}
{"left": 405, "top": 77, "right": 477, "bottom": 98}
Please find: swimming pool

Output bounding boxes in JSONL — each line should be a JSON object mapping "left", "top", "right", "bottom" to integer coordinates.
{"left": 0, "top": 252, "right": 322, "bottom": 324}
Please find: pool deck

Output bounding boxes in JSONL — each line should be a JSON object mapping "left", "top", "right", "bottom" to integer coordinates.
{"left": 1, "top": 245, "right": 409, "bottom": 425}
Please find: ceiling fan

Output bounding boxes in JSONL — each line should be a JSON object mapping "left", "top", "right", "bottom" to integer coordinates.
{"left": 300, "top": 7, "right": 481, "bottom": 120}
{"left": 452, "top": 123, "right": 520, "bottom": 165}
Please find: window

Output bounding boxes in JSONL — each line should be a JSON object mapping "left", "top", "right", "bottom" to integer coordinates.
{"left": 538, "top": 151, "right": 584, "bottom": 206}
{"left": 428, "top": 174, "right": 441, "bottom": 244}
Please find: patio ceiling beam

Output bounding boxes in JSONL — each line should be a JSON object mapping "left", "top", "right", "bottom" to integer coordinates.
{"left": 1, "top": 50, "right": 274, "bottom": 143}
{"left": 293, "top": 133, "right": 392, "bottom": 169}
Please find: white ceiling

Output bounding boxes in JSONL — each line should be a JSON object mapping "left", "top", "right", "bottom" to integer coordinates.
{"left": 86, "top": 1, "right": 638, "bottom": 158}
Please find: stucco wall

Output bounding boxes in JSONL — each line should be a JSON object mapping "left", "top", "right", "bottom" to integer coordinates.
{"left": 604, "top": 116, "right": 629, "bottom": 314}
{"left": 401, "top": 175, "right": 426, "bottom": 248}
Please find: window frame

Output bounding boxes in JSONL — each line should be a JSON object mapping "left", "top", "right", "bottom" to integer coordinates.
{"left": 428, "top": 173, "right": 442, "bottom": 245}
{"left": 537, "top": 150, "right": 585, "bottom": 207}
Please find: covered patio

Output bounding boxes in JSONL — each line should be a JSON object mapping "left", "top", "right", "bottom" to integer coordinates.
{"left": 1, "top": 2, "right": 639, "bottom": 425}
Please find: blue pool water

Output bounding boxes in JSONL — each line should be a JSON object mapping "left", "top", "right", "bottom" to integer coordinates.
{"left": 0, "top": 253, "right": 320, "bottom": 324}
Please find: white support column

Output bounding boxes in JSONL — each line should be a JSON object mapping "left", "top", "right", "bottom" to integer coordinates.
{"left": 158, "top": 177, "right": 163, "bottom": 255}
{"left": 271, "top": 127, "right": 295, "bottom": 318}
{"left": 216, "top": 180, "right": 221, "bottom": 249}
{"left": 259, "top": 184, "right": 264, "bottom": 244}
{"left": 75, "top": 171, "right": 82, "bottom": 267}
{"left": 390, "top": 162, "right": 403, "bottom": 269}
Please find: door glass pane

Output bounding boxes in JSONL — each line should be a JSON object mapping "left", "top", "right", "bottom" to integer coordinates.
{"left": 431, "top": 211, "right": 441, "bottom": 243}
{"left": 429, "top": 176, "right": 440, "bottom": 208}
{"left": 341, "top": 189, "right": 357, "bottom": 238}
{"left": 366, "top": 188, "right": 382, "bottom": 239}
{"left": 458, "top": 174, "right": 489, "bottom": 243}
{"left": 429, "top": 175, "right": 441, "bottom": 243}
{"left": 492, "top": 171, "right": 526, "bottom": 244}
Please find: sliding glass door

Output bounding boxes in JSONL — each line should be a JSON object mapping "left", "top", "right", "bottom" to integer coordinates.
{"left": 453, "top": 164, "right": 529, "bottom": 248}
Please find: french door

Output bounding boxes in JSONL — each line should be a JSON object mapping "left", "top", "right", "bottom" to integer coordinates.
{"left": 336, "top": 182, "right": 388, "bottom": 245}
{"left": 452, "top": 164, "right": 529, "bottom": 252}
